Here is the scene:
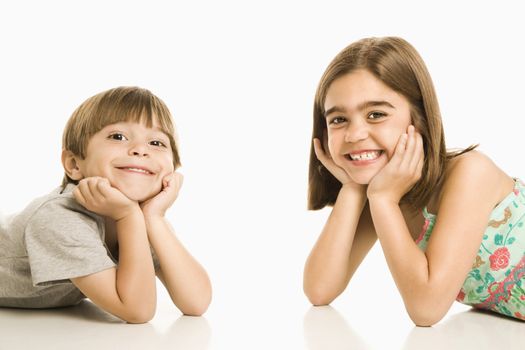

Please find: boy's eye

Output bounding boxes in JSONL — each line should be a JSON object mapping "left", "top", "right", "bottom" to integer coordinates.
{"left": 368, "top": 112, "right": 387, "bottom": 120}
{"left": 108, "top": 133, "right": 127, "bottom": 141}
{"left": 150, "top": 140, "right": 167, "bottom": 147}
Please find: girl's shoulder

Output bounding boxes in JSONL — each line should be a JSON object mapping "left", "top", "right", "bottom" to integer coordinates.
{"left": 447, "top": 149, "right": 497, "bottom": 173}
{"left": 428, "top": 150, "right": 513, "bottom": 213}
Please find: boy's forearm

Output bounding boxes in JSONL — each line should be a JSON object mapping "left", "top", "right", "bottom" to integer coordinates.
{"left": 115, "top": 209, "right": 157, "bottom": 312}
{"left": 145, "top": 216, "right": 211, "bottom": 315}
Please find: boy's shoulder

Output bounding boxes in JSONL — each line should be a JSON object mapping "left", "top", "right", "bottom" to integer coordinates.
{"left": 14, "top": 184, "right": 103, "bottom": 231}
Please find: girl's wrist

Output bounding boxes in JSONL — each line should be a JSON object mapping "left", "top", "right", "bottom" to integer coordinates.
{"left": 340, "top": 183, "right": 367, "bottom": 198}
{"left": 367, "top": 194, "right": 400, "bottom": 207}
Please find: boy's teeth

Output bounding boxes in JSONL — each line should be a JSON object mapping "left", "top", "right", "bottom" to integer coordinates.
{"left": 125, "top": 167, "right": 150, "bottom": 174}
{"left": 349, "top": 151, "right": 381, "bottom": 161}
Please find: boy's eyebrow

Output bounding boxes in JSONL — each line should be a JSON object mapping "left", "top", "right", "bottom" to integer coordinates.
{"left": 150, "top": 126, "right": 170, "bottom": 137}
{"left": 324, "top": 100, "right": 396, "bottom": 117}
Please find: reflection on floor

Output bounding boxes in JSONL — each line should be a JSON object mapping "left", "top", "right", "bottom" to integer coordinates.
{"left": 1, "top": 298, "right": 524, "bottom": 349}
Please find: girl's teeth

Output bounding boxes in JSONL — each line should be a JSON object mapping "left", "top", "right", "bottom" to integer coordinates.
{"left": 350, "top": 151, "right": 381, "bottom": 161}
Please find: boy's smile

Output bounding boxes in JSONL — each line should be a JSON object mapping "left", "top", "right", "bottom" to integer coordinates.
{"left": 324, "top": 69, "right": 412, "bottom": 184}
{"left": 75, "top": 120, "right": 175, "bottom": 202}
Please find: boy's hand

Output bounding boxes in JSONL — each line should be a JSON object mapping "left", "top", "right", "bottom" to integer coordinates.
{"left": 140, "top": 172, "right": 183, "bottom": 219}
{"left": 367, "top": 125, "right": 424, "bottom": 204}
{"left": 73, "top": 177, "right": 140, "bottom": 221}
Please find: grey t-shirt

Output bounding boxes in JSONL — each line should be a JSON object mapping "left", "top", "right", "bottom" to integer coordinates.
{"left": 0, "top": 184, "right": 157, "bottom": 308}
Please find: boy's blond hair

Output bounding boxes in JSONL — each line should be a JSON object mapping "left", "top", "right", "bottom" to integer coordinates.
{"left": 62, "top": 86, "right": 181, "bottom": 187}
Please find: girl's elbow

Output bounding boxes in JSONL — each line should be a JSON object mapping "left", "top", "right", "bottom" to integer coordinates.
{"left": 179, "top": 293, "right": 212, "bottom": 316}
{"left": 180, "top": 301, "right": 210, "bottom": 317}
{"left": 304, "top": 285, "right": 335, "bottom": 306}
{"left": 407, "top": 306, "right": 446, "bottom": 327}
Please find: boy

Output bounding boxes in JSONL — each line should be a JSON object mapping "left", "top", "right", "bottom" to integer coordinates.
{"left": 0, "top": 87, "right": 211, "bottom": 323}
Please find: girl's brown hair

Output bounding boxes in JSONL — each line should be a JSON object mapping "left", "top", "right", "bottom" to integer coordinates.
{"left": 62, "top": 86, "right": 181, "bottom": 187}
{"left": 308, "top": 37, "right": 475, "bottom": 210}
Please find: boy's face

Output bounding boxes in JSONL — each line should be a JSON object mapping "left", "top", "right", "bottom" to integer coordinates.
{"left": 75, "top": 119, "right": 175, "bottom": 202}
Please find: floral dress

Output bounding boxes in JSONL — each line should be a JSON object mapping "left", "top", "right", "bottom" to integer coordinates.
{"left": 415, "top": 179, "right": 525, "bottom": 320}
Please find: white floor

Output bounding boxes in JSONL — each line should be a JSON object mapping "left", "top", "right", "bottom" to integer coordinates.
{"left": 2, "top": 278, "right": 524, "bottom": 350}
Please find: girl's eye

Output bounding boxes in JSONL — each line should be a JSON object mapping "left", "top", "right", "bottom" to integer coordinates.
{"left": 150, "top": 140, "right": 167, "bottom": 147}
{"left": 329, "top": 116, "right": 346, "bottom": 125}
{"left": 108, "top": 133, "right": 127, "bottom": 141}
{"left": 368, "top": 112, "right": 386, "bottom": 120}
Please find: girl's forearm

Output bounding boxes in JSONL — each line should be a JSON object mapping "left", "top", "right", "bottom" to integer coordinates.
{"left": 368, "top": 199, "right": 451, "bottom": 323}
{"left": 145, "top": 217, "right": 211, "bottom": 316}
{"left": 303, "top": 186, "right": 367, "bottom": 304}
{"left": 115, "top": 209, "right": 157, "bottom": 314}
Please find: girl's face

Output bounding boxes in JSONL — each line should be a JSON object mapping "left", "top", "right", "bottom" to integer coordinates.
{"left": 324, "top": 69, "right": 412, "bottom": 185}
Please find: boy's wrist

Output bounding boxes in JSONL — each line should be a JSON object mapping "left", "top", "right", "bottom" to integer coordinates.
{"left": 114, "top": 203, "right": 143, "bottom": 222}
{"left": 143, "top": 214, "right": 167, "bottom": 225}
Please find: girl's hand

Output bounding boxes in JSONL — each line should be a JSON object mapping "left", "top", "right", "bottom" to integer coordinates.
{"left": 73, "top": 177, "right": 139, "bottom": 221}
{"left": 367, "top": 125, "right": 424, "bottom": 204}
{"left": 313, "top": 138, "right": 365, "bottom": 192}
{"left": 140, "top": 172, "right": 183, "bottom": 219}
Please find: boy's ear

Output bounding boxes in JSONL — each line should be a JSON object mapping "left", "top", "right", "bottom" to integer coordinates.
{"left": 61, "top": 149, "right": 84, "bottom": 181}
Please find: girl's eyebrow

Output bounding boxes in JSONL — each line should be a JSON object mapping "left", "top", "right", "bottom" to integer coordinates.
{"left": 324, "top": 100, "right": 396, "bottom": 117}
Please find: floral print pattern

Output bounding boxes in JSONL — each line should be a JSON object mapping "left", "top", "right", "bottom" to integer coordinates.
{"left": 415, "top": 179, "right": 525, "bottom": 321}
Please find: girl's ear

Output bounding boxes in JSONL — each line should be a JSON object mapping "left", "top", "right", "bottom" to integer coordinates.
{"left": 61, "top": 150, "right": 84, "bottom": 181}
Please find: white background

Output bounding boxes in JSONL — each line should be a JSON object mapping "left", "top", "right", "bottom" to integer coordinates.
{"left": 1, "top": 1, "right": 524, "bottom": 349}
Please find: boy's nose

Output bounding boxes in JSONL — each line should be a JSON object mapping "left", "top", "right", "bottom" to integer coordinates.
{"left": 129, "top": 144, "right": 149, "bottom": 157}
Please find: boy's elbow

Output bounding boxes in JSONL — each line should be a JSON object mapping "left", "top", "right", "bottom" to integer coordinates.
{"left": 180, "top": 302, "right": 209, "bottom": 317}
{"left": 122, "top": 305, "right": 156, "bottom": 324}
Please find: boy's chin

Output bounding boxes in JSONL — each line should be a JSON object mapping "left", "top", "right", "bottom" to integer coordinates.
{"left": 119, "top": 188, "right": 159, "bottom": 203}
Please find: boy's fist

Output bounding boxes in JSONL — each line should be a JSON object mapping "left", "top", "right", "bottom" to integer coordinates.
{"left": 73, "top": 177, "right": 139, "bottom": 221}
{"left": 140, "top": 172, "right": 183, "bottom": 218}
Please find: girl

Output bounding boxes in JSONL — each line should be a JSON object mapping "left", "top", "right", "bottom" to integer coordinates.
{"left": 303, "top": 37, "right": 525, "bottom": 326}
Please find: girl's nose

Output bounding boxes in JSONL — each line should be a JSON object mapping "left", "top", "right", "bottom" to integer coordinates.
{"left": 344, "top": 121, "right": 369, "bottom": 143}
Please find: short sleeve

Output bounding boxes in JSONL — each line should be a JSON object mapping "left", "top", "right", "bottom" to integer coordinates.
{"left": 24, "top": 198, "right": 116, "bottom": 286}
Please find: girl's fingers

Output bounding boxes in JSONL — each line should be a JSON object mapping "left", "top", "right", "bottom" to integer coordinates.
{"left": 401, "top": 125, "right": 417, "bottom": 169}
{"left": 313, "top": 138, "right": 329, "bottom": 165}
{"left": 409, "top": 133, "right": 424, "bottom": 171}
{"left": 313, "top": 138, "right": 333, "bottom": 169}
{"left": 416, "top": 153, "right": 424, "bottom": 176}
{"left": 392, "top": 132, "right": 408, "bottom": 166}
